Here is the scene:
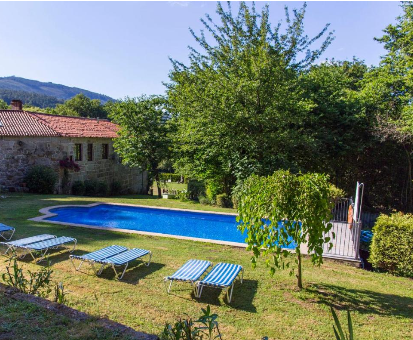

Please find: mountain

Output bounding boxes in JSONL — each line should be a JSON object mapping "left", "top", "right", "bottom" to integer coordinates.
{"left": 0, "top": 76, "right": 113, "bottom": 107}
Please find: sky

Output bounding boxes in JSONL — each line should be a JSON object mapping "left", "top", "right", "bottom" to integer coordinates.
{"left": 0, "top": 1, "right": 403, "bottom": 100}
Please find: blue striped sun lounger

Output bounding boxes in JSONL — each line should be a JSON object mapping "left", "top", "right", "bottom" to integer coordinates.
{"left": 164, "top": 259, "right": 212, "bottom": 294}
{"left": 1, "top": 234, "right": 56, "bottom": 255}
{"left": 23, "top": 236, "right": 77, "bottom": 263}
{"left": 195, "top": 262, "right": 243, "bottom": 303}
{"left": 0, "top": 223, "right": 15, "bottom": 241}
{"left": 70, "top": 245, "right": 151, "bottom": 280}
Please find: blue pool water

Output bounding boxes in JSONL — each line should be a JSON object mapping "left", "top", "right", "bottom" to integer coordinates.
{"left": 46, "top": 204, "right": 247, "bottom": 244}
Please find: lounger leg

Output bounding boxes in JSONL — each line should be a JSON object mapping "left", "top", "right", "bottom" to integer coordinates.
{"left": 69, "top": 239, "right": 77, "bottom": 253}
{"left": 146, "top": 252, "right": 152, "bottom": 266}
{"left": 196, "top": 283, "right": 204, "bottom": 299}
{"left": 116, "top": 263, "right": 129, "bottom": 280}
{"left": 96, "top": 263, "right": 106, "bottom": 275}
{"left": 227, "top": 283, "right": 234, "bottom": 303}
{"left": 35, "top": 248, "right": 49, "bottom": 263}
{"left": 167, "top": 280, "right": 173, "bottom": 294}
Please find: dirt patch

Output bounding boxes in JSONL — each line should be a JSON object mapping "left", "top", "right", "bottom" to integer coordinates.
{"left": 0, "top": 283, "right": 158, "bottom": 340}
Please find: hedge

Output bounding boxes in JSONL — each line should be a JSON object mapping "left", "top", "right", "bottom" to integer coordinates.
{"left": 369, "top": 212, "right": 413, "bottom": 277}
{"left": 24, "top": 165, "right": 57, "bottom": 194}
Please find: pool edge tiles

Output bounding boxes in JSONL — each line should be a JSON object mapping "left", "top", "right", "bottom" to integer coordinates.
{"left": 29, "top": 202, "right": 246, "bottom": 248}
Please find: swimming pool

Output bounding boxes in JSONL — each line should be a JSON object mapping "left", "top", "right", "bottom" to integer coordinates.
{"left": 36, "top": 203, "right": 247, "bottom": 245}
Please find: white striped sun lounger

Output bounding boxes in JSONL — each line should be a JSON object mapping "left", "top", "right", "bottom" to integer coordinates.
{"left": 164, "top": 259, "right": 212, "bottom": 294}
{"left": 1, "top": 234, "right": 56, "bottom": 255}
{"left": 99, "top": 248, "right": 152, "bottom": 280}
{"left": 195, "top": 262, "right": 243, "bottom": 303}
{"left": 23, "top": 236, "right": 77, "bottom": 263}
{"left": 0, "top": 223, "right": 15, "bottom": 241}
{"left": 70, "top": 245, "right": 151, "bottom": 280}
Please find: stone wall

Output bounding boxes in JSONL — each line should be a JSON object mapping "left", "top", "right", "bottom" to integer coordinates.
{"left": 0, "top": 136, "right": 148, "bottom": 194}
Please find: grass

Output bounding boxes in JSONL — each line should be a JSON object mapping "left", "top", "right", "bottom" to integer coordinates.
{"left": 1, "top": 193, "right": 413, "bottom": 339}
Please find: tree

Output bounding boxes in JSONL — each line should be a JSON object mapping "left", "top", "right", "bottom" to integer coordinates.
{"left": 236, "top": 170, "right": 333, "bottom": 289}
{"left": 53, "top": 93, "right": 109, "bottom": 118}
{"left": 109, "top": 96, "right": 172, "bottom": 197}
{"left": 361, "top": 2, "right": 413, "bottom": 210}
{"left": 167, "top": 2, "right": 334, "bottom": 195}
{"left": 0, "top": 99, "right": 9, "bottom": 109}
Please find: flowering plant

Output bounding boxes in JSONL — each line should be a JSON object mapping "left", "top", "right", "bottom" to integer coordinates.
{"left": 59, "top": 158, "right": 80, "bottom": 172}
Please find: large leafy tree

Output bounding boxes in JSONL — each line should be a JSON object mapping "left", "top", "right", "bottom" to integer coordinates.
{"left": 109, "top": 96, "right": 172, "bottom": 197}
{"left": 237, "top": 170, "right": 333, "bottom": 289}
{"left": 167, "top": 2, "right": 334, "bottom": 194}
{"left": 54, "top": 93, "right": 109, "bottom": 118}
{"left": 362, "top": 2, "right": 413, "bottom": 210}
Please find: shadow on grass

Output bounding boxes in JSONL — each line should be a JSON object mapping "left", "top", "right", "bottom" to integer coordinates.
{"left": 307, "top": 283, "right": 413, "bottom": 319}
{"left": 191, "top": 279, "right": 258, "bottom": 313}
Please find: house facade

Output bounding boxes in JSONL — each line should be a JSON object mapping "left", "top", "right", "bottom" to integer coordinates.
{"left": 0, "top": 100, "right": 148, "bottom": 194}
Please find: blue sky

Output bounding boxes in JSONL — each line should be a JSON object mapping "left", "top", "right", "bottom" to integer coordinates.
{"left": 0, "top": 1, "right": 403, "bottom": 99}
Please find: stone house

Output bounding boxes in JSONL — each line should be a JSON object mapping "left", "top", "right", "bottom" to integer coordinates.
{"left": 0, "top": 100, "right": 148, "bottom": 194}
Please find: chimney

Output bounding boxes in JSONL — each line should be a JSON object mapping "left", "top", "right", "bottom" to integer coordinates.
{"left": 11, "top": 100, "right": 23, "bottom": 110}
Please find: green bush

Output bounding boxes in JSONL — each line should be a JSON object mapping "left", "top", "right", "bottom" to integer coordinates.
{"left": 198, "top": 195, "right": 210, "bottom": 205}
{"left": 216, "top": 193, "right": 231, "bottom": 208}
{"left": 24, "top": 165, "right": 57, "bottom": 194}
{"left": 84, "top": 179, "right": 99, "bottom": 196}
{"left": 370, "top": 212, "right": 413, "bottom": 277}
{"left": 160, "top": 173, "right": 182, "bottom": 182}
{"left": 71, "top": 181, "right": 85, "bottom": 196}
{"left": 110, "top": 181, "right": 122, "bottom": 196}
{"left": 187, "top": 180, "right": 205, "bottom": 200}
{"left": 96, "top": 181, "right": 108, "bottom": 197}
{"left": 205, "top": 180, "right": 223, "bottom": 203}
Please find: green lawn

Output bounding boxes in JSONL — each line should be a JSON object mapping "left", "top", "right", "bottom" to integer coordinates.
{"left": 0, "top": 193, "right": 412, "bottom": 339}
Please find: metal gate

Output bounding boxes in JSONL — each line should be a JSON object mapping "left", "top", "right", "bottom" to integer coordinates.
{"left": 322, "top": 182, "right": 364, "bottom": 262}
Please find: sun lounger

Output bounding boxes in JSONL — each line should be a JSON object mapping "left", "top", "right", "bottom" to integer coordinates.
{"left": 23, "top": 236, "right": 77, "bottom": 263}
{"left": 70, "top": 245, "right": 151, "bottom": 280}
{"left": 164, "top": 259, "right": 212, "bottom": 294}
{"left": 1, "top": 234, "right": 56, "bottom": 255}
{"left": 195, "top": 262, "right": 243, "bottom": 303}
{"left": 0, "top": 223, "right": 15, "bottom": 241}
{"left": 99, "top": 248, "right": 152, "bottom": 279}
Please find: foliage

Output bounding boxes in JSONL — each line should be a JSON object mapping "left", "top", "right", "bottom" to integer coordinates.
{"left": 361, "top": 3, "right": 413, "bottom": 211}
{"left": 329, "top": 184, "right": 346, "bottom": 203}
{"left": 110, "top": 181, "right": 123, "bottom": 196}
{"left": 71, "top": 180, "right": 85, "bottom": 196}
{"left": 187, "top": 180, "right": 206, "bottom": 200}
{"left": 237, "top": 170, "right": 333, "bottom": 288}
{"left": 96, "top": 181, "right": 109, "bottom": 197}
{"left": 216, "top": 193, "right": 231, "bottom": 208}
{"left": 167, "top": 2, "right": 334, "bottom": 194}
{"left": 176, "top": 189, "right": 190, "bottom": 201}
{"left": 160, "top": 173, "right": 183, "bottom": 183}
{"left": 109, "top": 95, "right": 173, "bottom": 198}
{"left": 331, "top": 308, "right": 354, "bottom": 340}
{"left": 24, "top": 165, "right": 58, "bottom": 194}
{"left": 53, "top": 282, "right": 68, "bottom": 304}
{"left": 369, "top": 212, "right": 413, "bottom": 277}
{"left": 0, "top": 99, "right": 9, "bottom": 109}
{"left": 161, "top": 305, "right": 221, "bottom": 340}
{"left": 52, "top": 93, "right": 109, "bottom": 118}
{"left": 84, "top": 179, "right": 99, "bottom": 196}
{"left": 59, "top": 158, "right": 80, "bottom": 172}
{"left": 0, "top": 89, "right": 64, "bottom": 108}
{"left": 198, "top": 196, "right": 210, "bottom": 206}
{"left": 2, "top": 257, "right": 53, "bottom": 297}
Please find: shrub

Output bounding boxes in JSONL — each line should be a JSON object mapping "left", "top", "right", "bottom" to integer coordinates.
{"left": 84, "top": 179, "right": 99, "bottom": 196}
{"left": 110, "top": 181, "right": 122, "bottom": 196}
{"left": 370, "top": 212, "right": 413, "bottom": 277}
{"left": 71, "top": 181, "right": 85, "bottom": 196}
{"left": 24, "top": 165, "right": 57, "bottom": 194}
{"left": 205, "top": 180, "right": 223, "bottom": 203}
{"left": 216, "top": 193, "right": 231, "bottom": 208}
{"left": 187, "top": 180, "right": 205, "bottom": 200}
{"left": 96, "top": 181, "right": 108, "bottom": 197}
{"left": 198, "top": 195, "right": 210, "bottom": 205}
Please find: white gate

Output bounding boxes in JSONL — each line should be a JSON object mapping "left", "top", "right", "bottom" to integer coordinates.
{"left": 322, "top": 182, "right": 364, "bottom": 263}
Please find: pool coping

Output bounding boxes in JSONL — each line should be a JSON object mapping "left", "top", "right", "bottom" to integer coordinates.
{"left": 29, "top": 202, "right": 246, "bottom": 248}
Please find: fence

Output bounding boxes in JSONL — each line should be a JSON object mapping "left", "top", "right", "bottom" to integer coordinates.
{"left": 322, "top": 221, "right": 361, "bottom": 261}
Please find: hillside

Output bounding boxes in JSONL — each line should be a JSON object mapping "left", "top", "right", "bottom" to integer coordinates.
{"left": 0, "top": 76, "right": 113, "bottom": 107}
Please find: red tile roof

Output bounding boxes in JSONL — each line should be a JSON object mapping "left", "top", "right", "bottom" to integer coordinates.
{"left": 0, "top": 110, "right": 118, "bottom": 138}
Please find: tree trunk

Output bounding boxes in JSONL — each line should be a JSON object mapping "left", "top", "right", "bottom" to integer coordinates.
{"left": 296, "top": 248, "right": 303, "bottom": 289}
{"left": 154, "top": 171, "right": 162, "bottom": 198}
{"left": 404, "top": 146, "right": 412, "bottom": 212}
